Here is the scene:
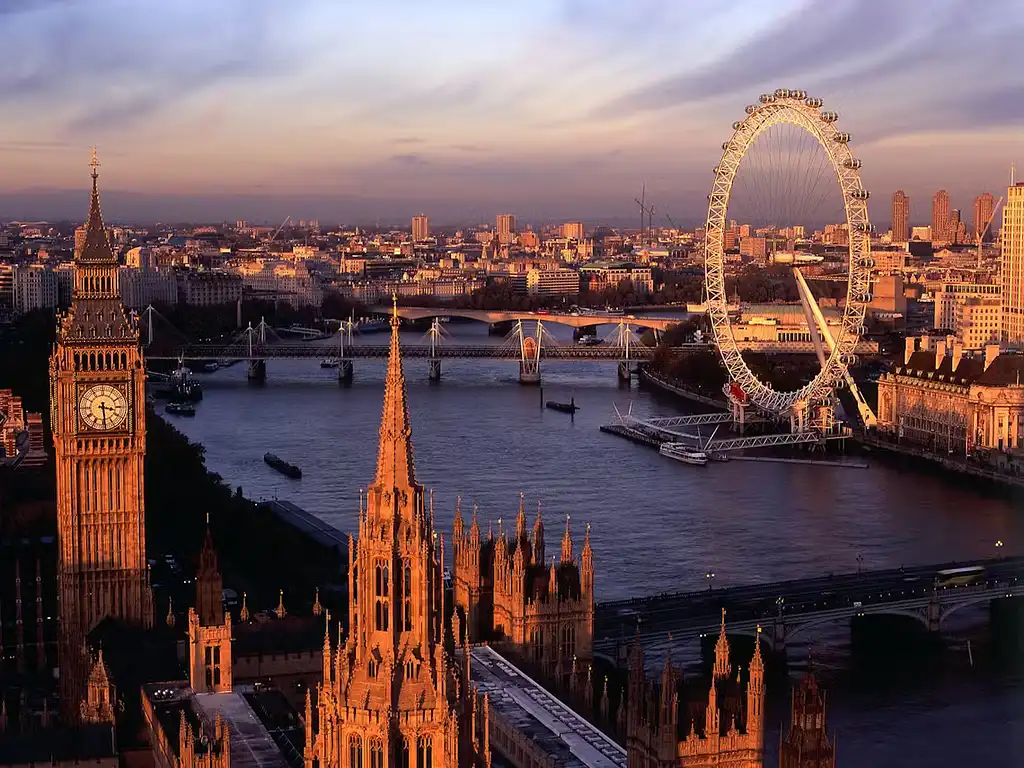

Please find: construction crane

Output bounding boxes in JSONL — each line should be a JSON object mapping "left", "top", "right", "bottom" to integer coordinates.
{"left": 270, "top": 215, "right": 291, "bottom": 243}
{"left": 634, "top": 185, "right": 656, "bottom": 250}
{"left": 976, "top": 196, "right": 1003, "bottom": 271}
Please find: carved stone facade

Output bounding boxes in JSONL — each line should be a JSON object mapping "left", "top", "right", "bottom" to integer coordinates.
{"left": 304, "top": 305, "right": 488, "bottom": 768}
{"left": 779, "top": 669, "right": 835, "bottom": 768}
{"left": 877, "top": 336, "right": 1024, "bottom": 453}
{"left": 50, "top": 156, "right": 153, "bottom": 721}
{"left": 451, "top": 499, "right": 594, "bottom": 687}
{"left": 625, "top": 614, "right": 765, "bottom": 768}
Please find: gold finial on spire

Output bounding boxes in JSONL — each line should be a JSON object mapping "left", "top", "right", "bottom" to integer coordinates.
{"left": 165, "top": 597, "right": 175, "bottom": 628}
{"left": 90, "top": 146, "right": 100, "bottom": 176}
{"left": 312, "top": 587, "right": 323, "bottom": 617}
{"left": 240, "top": 592, "right": 249, "bottom": 621}
{"left": 391, "top": 292, "right": 399, "bottom": 325}
{"left": 276, "top": 589, "right": 287, "bottom": 619}
{"left": 206, "top": 512, "right": 210, "bottom": 526}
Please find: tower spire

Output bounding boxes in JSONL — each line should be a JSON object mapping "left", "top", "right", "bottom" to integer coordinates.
{"left": 79, "top": 147, "right": 115, "bottom": 265}
{"left": 370, "top": 293, "right": 418, "bottom": 497}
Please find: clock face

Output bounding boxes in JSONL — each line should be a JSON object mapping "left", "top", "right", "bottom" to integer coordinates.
{"left": 79, "top": 384, "right": 129, "bottom": 431}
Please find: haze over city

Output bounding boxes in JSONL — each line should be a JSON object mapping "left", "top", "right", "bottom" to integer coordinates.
{"left": 2, "top": 0, "right": 1022, "bottom": 223}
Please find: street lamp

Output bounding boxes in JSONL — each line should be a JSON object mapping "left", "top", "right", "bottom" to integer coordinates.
{"left": 705, "top": 571, "right": 715, "bottom": 590}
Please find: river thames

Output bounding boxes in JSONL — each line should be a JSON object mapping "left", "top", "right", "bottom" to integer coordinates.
{"left": 168, "top": 322, "right": 1024, "bottom": 766}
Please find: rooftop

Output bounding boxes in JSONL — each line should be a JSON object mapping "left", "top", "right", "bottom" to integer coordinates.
{"left": 465, "top": 645, "right": 626, "bottom": 768}
{"left": 196, "top": 686, "right": 293, "bottom": 768}
{"left": 144, "top": 682, "right": 294, "bottom": 768}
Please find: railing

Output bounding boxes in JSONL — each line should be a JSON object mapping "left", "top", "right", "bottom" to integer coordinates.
{"left": 594, "top": 580, "right": 1021, "bottom": 648}
{"left": 143, "top": 343, "right": 700, "bottom": 361}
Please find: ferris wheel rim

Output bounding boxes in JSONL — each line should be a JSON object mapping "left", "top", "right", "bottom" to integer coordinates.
{"left": 703, "top": 91, "right": 872, "bottom": 417}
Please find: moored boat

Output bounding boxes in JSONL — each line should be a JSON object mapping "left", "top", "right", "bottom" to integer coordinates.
{"left": 320, "top": 358, "right": 340, "bottom": 369}
{"left": 659, "top": 444, "right": 708, "bottom": 466}
{"left": 546, "top": 398, "right": 578, "bottom": 414}
{"left": 264, "top": 452, "right": 302, "bottom": 479}
{"left": 165, "top": 402, "right": 196, "bottom": 417}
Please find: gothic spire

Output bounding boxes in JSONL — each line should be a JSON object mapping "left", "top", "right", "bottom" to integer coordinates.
{"left": 371, "top": 295, "right": 418, "bottom": 493}
{"left": 79, "top": 147, "right": 116, "bottom": 265}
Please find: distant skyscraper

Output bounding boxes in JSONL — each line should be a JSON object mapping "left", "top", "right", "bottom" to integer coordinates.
{"left": 891, "top": 191, "right": 909, "bottom": 243}
{"left": 411, "top": 214, "right": 430, "bottom": 241}
{"left": 496, "top": 213, "right": 516, "bottom": 245}
{"left": 562, "top": 221, "right": 584, "bottom": 240}
{"left": 1001, "top": 181, "right": 1024, "bottom": 346}
{"left": 932, "top": 189, "right": 951, "bottom": 243}
{"left": 73, "top": 225, "right": 88, "bottom": 259}
{"left": 974, "top": 192, "right": 996, "bottom": 242}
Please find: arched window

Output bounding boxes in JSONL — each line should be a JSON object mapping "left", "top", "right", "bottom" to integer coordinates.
{"left": 369, "top": 739, "right": 384, "bottom": 768}
{"left": 417, "top": 736, "right": 432, "bottom": 768}
{"left": 349, "top": 735, "right": 363, "bottom": 768}
{"left": 368, "top": 658, "right": 378, "bottom": 678}
{"left": 399, "top": 738, "right": 410, "bottom": 768}
{"left": 374, "top": 561, "right": 389, "bottom": 631}
{"left": 403, "top": 562, "right": 412, "bottom": 631}
{"left": 97, "top": 353, "right": 104, "bottom": 370}
{"left": 74, "top": 353, "right": 80, "bottom": 371}
{"left": 561, "top": 625, "right": 575, "bottom": 661}
{"left": 353, "top": 565, "right": 358, "bottom": 604}
{"left": 531, "top": 628, "right": 543, "bottom": 663}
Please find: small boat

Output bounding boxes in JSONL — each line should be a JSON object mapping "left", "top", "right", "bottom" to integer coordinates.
{"left": 576, "top": 334, "right": 601, "bottom": 346}
{"left": 546, "top": 398, "right": 579, "bottom": 414}
{"left": 264, "top": 452, "right": 302, "bottom": 479}
{"left": 708, "top": 451, "right": 730, "bottom": 462}
{"left": 320, "top": 358, "right": 340, "bottom": 369}
{"left": 201, "top": 361, "right": 220, "bottom": 373}
{"left": 659, "top": 444, "right": 708, "bottom": 466}
{"left": 165, "top": 402, "right": 196, "bottom": 417}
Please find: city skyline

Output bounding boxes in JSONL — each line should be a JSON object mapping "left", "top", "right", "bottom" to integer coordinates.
{"left": 1, "top": 0, "right": 1022, "bottom": 223}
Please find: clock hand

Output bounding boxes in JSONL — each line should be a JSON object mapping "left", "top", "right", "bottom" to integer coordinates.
{"left": 98, "top": 400, "right": 109, "bottom": 427}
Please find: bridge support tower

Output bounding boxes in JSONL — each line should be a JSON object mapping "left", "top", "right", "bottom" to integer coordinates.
{"left": 427, "top": 318, "right": 444, "bottom": 382}
{"left": 337, "top": 318, "right": 355, "bottom": 386}
{"left": 247, "top": 359, "right": 266, "bottom": 384}
{"left": 338, "top": 360, "right": 354, "bottom": 386}
{"left": 515, "top": 320, "right": 543, "bottom": 386}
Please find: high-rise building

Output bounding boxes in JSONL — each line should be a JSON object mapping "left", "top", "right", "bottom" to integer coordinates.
{"left": 932, "top": 189, "right": 951, "bottom": 243}
{"left": 50, "top": 152, "right": 153, "bottom": 721}
{"left": 412, "top": 214, "right": 430, "bottom": 242}
{"left": 74, "top": 225, "right": 88, "bottom": 259}
{"left": 1002, "top": 182, "right": 1024, "bottom": 346}
{"left": 891, "top": 190, "right": 909, "bottom": 243}
{"left": 562, "top": 221, "right": 585, "bottom": 240}
{"left": 305, "top": 308, "right": 488, "bottom": 767}
{"left": 974, "top": 192, "right": 996, "bottom": 242}
{"left": 497, "top": 213, "right": 517, "bottom": 245}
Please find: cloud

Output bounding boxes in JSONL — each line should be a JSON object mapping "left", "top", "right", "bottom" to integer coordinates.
{"left": 598, "top": 0, "right": 1023, "bottom": 138}
{"left": 390, "top": 154, "right": 430, "bottom": 167}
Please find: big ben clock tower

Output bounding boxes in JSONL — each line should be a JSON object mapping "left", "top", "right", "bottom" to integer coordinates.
{"left": 50, "top": 151, "right": 153, "bottom": 720}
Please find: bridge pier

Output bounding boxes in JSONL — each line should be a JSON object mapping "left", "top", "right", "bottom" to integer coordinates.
{"left": 519, "top": 359, "right": 541, "bottom": 385}
{"left": 771, "top": 619, "right": 787, "bottom": 655}
{"left": 926, "top": 595, "right": 942, "bottom": 633}
{"left": 617, "top": 361, "right": 632, "bottom": 384}
{"left": 428, "top": 358, "right": 442, "bottom": 382}
{"left": 247, "top": 359, "right": 266, "bottom": 384}
{"left": 338, "top": 359, "right": 353, "bottom": 386}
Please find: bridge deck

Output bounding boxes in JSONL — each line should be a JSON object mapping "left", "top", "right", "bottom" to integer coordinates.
{"left": 595, "top": 555, "right": 1024, "bottom": 647}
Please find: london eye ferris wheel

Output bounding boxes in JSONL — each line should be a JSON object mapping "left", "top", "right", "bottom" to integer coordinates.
{"left": 703, "top": 88, "right": 875, "bottom": 423}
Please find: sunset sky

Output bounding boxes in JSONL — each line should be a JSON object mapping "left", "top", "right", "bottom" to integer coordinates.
{"left": 1, "top": 0, "right": 1022, "bottom": 224}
